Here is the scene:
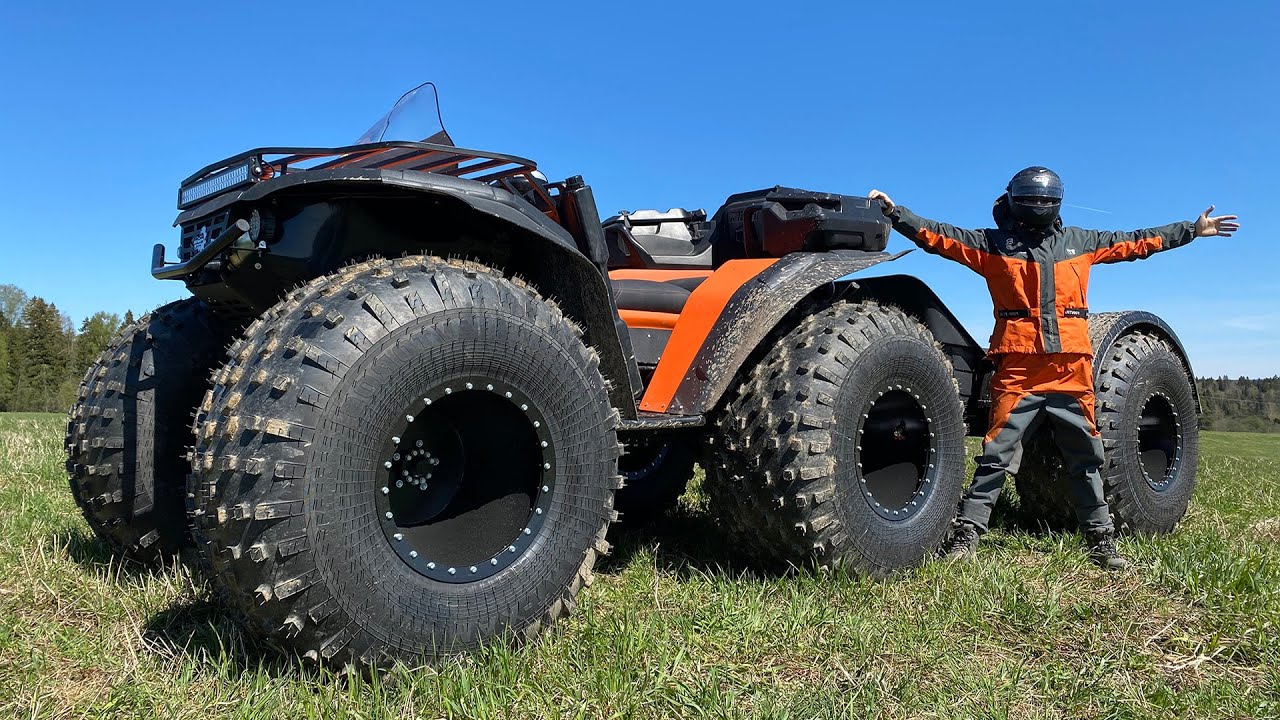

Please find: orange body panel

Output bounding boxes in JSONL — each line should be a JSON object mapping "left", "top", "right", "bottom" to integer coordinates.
{"left": 637, "top": 259, "right": 777, "bottom": 413}
{"left": 617, "top": 309, "right": 680, "bottom": 330}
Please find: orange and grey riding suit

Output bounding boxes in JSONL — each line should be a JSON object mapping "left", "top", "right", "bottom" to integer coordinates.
{"left": 887, "top": 204, "right": 1195, "bottom": 532}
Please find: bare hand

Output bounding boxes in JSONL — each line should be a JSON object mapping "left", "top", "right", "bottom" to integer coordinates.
{"left": 869, "top": 189, "right": 895, "bottom": 215}
{"left": 1194, "top": 205, "right": 1239, "bottom": 237}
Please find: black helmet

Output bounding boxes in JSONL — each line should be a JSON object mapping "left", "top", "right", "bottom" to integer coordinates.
{"left": 1006, "top": 166, "right": 1063, "bottom": 229}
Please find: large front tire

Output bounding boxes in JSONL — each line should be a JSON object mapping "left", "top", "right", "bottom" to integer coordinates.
{"left": 65, "top": 298, "right": 231, "bottom": 562}
{"left": 705, "top": 302, "right": 967, "bottom": 576}
{"left": 188, "top": 257, "right": 621, "bottom": 667}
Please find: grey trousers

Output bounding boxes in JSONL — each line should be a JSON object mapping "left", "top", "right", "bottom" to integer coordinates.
{"left": 958, "top": 393, "right": 1112, "bottom": 533}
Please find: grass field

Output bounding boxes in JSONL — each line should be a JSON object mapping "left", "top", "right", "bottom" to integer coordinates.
{"left": 2, "top": 413, "right": 1278, "bottom": 719}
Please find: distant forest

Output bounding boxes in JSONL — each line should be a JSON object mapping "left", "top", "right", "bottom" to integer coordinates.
{"left": 0, "top": 282, "right": 1276, "bottom": 432}
{"left": 0, "top": 284, "right": 132, "bottom": 414}
{"left": 1196, "top": 376, "right": 1280, "bottom": 433}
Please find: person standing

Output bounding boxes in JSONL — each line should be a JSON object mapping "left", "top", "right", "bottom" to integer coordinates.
{"left": 869, "top": 169, "right": 1237, "bottom": 569}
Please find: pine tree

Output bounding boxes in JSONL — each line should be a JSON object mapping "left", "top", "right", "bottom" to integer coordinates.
{"left": 12, "top": 298, "right": 73, "bottom": 412}
{"left": 72, "top": 312, "right": 122, "bottom": 382}
{"left": 0, "top": 314, "right": 10, "bottom": 411}
{"left": 122, "top": 309, "right": 135, "bottom": 326}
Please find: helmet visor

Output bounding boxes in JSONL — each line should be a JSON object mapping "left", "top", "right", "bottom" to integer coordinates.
{"left": 1008, "top": 172, "right": 1063, "bottom": 200}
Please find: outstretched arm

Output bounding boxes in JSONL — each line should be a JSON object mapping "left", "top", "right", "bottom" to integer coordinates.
{"left": 1086, "top": 206, "right": 1239, "bottom": 264}
{"left": 869, "top": 190, "right": 988, "bottom": 273}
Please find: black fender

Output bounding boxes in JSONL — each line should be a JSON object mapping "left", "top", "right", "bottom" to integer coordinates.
{"left": 174, "top": 168, "right": 579, "bottom": 256}
{"left": 654, "top": 249, "right": 906, "bottom": 416}
{"left": 171, "top": 170, "right": 638, "bottom": 417}
{"left": 1088, "top": 310, "right": 1201, "bottom": 412}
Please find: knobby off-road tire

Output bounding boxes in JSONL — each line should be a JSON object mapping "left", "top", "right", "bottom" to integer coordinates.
{"left": 65, "top": 298, "right": 232, "bottom": 563}
{"left": 188, "top": 257, "right": 621, "bottom": 667}
{"left": 614, "top": 438, "right": 697, "bottom": 522}
{"left": 1014, "top": 325, "right": 1199, "bottom": 534}
{"left": 705, "top": 302, "right": 967, "bottom": 576}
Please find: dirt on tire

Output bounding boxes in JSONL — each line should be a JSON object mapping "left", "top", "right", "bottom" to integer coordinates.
{"left": 704, "top": 301, "right": 967, "bottom": 576}
{"left": 65, "top": 298, "right": 233, "bottom": 562}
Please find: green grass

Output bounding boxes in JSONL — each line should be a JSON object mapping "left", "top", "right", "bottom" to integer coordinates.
{"left": 2, "top": 413, "right": 1279, "bottom": 719}
{"left": 1199, "top": 431, "right": 1280, "bottom": 462}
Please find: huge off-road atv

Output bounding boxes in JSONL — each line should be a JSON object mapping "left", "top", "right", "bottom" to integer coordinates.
{"left": 66, "top": 83, "right": 1201, "bottom": 667}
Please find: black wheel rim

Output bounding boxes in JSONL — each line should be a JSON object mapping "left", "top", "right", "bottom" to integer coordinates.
{"left": 854, "top": 384, "right": 937, "bottom": 521}
{"left": 620, "top": 441, "right": 670, "bottom": 481}
{"left": 374, "top": 379, "right": 554, "bottom": 583}
{"left": 1138, "top": 391, "right": 1182, "bottom": 491}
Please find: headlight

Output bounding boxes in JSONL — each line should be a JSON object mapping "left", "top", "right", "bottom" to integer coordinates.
{"left": 179, "top": 162, "right": 254, "bottom": 208}
{"left": 247, "top": 208, "right": 275, "bottom": 245}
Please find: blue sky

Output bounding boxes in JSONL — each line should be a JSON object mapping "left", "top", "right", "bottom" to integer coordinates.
{"left": 0, "top": 1, "right": 1276, "bottom": 376}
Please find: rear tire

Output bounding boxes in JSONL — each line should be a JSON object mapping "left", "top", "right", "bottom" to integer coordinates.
{"left": 65, "top": 298, "right": 231, "bottom": 562}
{"left": 1014, "top": 327, "right": 1199, "bottom": 534}
{"left": 188, "top": 257, "right": 621, "bottom": 667}
{"left": 705, "top": 302, "right": 967, "bottom": 576}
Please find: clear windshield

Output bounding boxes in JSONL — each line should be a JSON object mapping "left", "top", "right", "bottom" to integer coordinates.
{"left": 355, "top": 82, "right": 453, "bottom": 146}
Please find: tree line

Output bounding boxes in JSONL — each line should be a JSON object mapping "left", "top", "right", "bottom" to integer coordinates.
{"left": 1196, "top": 376, "right": 1280, "bottom": 433}
{"left": 0, "top": 284, "right": 132, "bottom": 413}
{"left": 0, "top": 281, "right": 1277, "bottom": 431}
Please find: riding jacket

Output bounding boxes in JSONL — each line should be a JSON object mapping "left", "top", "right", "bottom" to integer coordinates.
{"left": 888, "top": 204, "right": 1194, "bottom": 355}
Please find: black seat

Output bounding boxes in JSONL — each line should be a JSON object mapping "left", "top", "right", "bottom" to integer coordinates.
{"left": 610, "top": 275, "right": 707, "bottom": 369}
{"left": 610, "top": 276, "right": 707, "bottom": 314}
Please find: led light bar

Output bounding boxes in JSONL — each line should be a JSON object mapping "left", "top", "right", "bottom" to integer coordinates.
{"left": 179, "top": 162, "right": 254, "bottom": 208}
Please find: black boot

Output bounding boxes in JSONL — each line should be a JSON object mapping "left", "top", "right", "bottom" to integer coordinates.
{"left": 941, "top": 522, "right": 980, "bottom": 561}
{"left": 1085, "top": 529, "right": 1129, "bottom": 571}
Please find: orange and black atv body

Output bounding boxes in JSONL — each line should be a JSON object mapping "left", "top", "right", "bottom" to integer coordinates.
{"left": 154, "top": 146, "right": 994, "bottom": 429}
{"left": 70, "top": 86, "right": 1196, "bottom": 668}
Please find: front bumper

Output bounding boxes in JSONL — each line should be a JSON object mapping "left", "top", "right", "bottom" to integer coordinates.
{"left": 152, "top": 218, "right": 248, "bottom": 280}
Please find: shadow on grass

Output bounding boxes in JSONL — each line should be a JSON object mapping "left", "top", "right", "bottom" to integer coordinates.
{"left": 602, "top": 505, "right": 796, "bottom": 580}
{"left": 50, "top": 527, "right": 308, "bottom": 674}
{"left": 54, "top": 526, "right": 172, "bottom": 581}
{"left": 140, "top": 598, "right": 304, "bottom": 676}
{"left": 602, "top": 488, "right": 1071, "bottom": 580}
